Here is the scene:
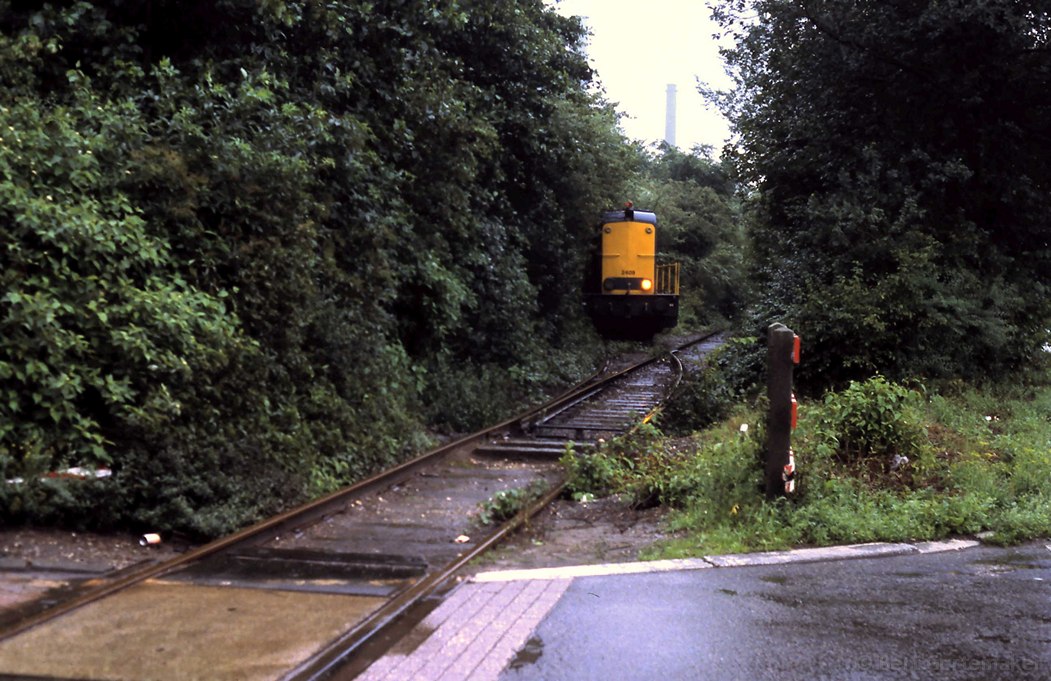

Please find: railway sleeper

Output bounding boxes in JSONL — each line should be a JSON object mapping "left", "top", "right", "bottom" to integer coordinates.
{"left": 572, "top": 409, "right": 647, "bottom": 418}
{"left": 533, "top": 426, "right": 621, "bottom": 440}
{"left": 556, "top": 415, "right": 636, "bottom": 424}
{"left": 473, "top": 440, "right": 584, "bottom": 459}
{"left": 162, "top": 547, "right": 429, "bottom": 597}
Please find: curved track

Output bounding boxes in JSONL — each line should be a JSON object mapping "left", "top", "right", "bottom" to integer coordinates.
{"left": 0, "top": 331, "right": 725, "bottom": 681}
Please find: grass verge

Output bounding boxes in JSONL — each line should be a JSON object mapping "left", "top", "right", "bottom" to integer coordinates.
{"left": 561, "top": 374, "right": 1051, "bottom": 557}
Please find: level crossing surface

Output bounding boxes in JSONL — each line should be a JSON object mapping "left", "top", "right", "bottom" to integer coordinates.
{"left": 349, "top": 540, "right": 1051, "bottom": 681}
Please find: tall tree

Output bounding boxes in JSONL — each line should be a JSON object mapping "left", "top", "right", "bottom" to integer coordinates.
{"left": 713, "top": 0, "right": 1051, "bottom": 385}
{"left": 0, "top": 0, "right": 635, "bottom": 535}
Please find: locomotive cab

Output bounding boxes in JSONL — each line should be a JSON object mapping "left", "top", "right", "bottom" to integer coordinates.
{"left": 583, "top": 205, "right": 679, "bottom": 340}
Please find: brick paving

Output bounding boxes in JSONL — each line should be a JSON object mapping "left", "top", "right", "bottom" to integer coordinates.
{"left": 357, "top": 578, "right": 570, "bottom": 681}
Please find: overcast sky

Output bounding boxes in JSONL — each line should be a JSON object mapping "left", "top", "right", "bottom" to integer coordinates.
{"left": 547, "top": 0, "right": 733, "bottom": 153}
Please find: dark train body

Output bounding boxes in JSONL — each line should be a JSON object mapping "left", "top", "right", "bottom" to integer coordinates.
{"left": 583, "top": 206, "right": 680, "bottom": 340}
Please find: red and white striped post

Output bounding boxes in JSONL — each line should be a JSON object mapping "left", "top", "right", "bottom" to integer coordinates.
{"left": 766, "top": 323, "right": 800, "bottom": 498}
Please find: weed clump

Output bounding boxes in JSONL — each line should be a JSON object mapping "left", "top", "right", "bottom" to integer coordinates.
{"left": 562, "top": 374, "right": 1051, "bottom": 556}
{"left": 476, "top": 480, "right": 550, "bottom": 526}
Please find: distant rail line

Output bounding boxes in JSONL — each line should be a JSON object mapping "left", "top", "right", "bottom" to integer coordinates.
{"left": 0, "top": 331, "right": 725, "bottom": 681}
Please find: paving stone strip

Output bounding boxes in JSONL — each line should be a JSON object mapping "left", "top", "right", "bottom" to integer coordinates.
{"left": 357, "top": 578, "right": 571, "bottom": 681}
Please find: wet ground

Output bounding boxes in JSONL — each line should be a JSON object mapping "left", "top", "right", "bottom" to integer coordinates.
{"left": 0, "top": 528, "right": 189, "bottom": 618}
{"left": 0, "top": 486, "right": 669, "bottom": 641}
{"left": 0, "top": 527, "right": 186, "bottom": 572}
{"left": 0, "top": 580, "right": 388, "bottom": 681}
{"left": 0, "top": 332, "right": 715, "bottom": 646}
{"left": 499, "top": 541, "right": 1051, "bottom": 681}
{"left": 480, "top": 497, "right": 670, "bottom": 571}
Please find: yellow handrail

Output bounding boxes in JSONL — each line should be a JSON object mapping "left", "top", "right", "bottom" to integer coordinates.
{"left": 656, "top": 262, "right": 680, "bottom": 295}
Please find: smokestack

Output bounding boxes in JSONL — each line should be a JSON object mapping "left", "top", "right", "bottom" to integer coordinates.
{"left": 664, "top": 84, "right": 677, "bottom": 147}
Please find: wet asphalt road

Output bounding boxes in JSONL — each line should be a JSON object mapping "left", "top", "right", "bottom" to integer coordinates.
{"left": 500, "top": 542, "right": 1051, "bottom": 681}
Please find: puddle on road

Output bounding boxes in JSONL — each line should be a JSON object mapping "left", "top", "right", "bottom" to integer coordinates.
{"left": 971, "top": 552, "right": 1046, "bottom": 572}
{"left": 759, "top": 575, "right": 789, "bottom": 586}
{"left": 507, "top": 635, "right": 544, "bottom": 670}
{"left": 717, "top": 588, "right": 738, "bottom": 596}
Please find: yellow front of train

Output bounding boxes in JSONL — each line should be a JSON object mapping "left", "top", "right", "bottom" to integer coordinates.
{"left": 600, "top": 210, "right": 658, "bottom": 295}
{"left": 584, "top": 204, "right": 680, "bottom": 340}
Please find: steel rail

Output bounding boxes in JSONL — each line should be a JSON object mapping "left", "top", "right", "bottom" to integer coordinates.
{"left": 0, "top": 331, "right": 719, "bottom": 643}
{"left": 284, "top": 480, "right": 568, "bottom": 681}
{"left": 637, "top": 340, "right": 687, "bottom": 428}
{"left": 285, "top": 331, "right": 723, "bottom": 679}
{"left": 0, "top": 373, "right": 598, "bottom": 643}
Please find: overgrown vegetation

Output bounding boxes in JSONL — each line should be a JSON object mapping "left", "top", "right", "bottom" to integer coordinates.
{"left": 563, "top": 370, "right": 1051, "bottom": 555}
{"left": 5, "top": 0, "right": 1048, "bottom": 556}
{"left": 660, "top": 336, "right": 764, "bottom": 435}
{"left": 0, "top": 0, "right": 639, "bottom": 536}
{"left": 590, "top": 0, "right": 1051, "bottom": 554}
{"left": 635, "top": 145, "right": 748, "bottom": 328}
{"left": 711, "top": 0, "right": 1051, "bottom": 389}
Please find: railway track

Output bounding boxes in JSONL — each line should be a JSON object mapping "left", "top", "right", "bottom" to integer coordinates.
{"left": 0, "top": 331, "right": 724, "bottom": 681}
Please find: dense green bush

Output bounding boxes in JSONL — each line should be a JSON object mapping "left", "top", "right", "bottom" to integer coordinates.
{"left": 713, "top": 0, "right": 1051, "bottom": 387}
{"left": 475, "top": 480, "right": 549, "bottom": 526}
{"left": 809, "top": 376, "right": 926, "bottom": 464}
{"left": 562, "top": 420, "right": 763, "bottom": 511}
{"left": 635, "top": 145, "right": 749, "bottom": 327}
{"left": 423, "top": 333, "right": 603, "bottom": 432}
{"left": 561, "top": 439, "right": 633, "bottom": 503}
{"left": 0, "top": 75, "right": 312, "bottom": 535}
{"left": 0, "top": 1, "right": 635, "bottom": 536}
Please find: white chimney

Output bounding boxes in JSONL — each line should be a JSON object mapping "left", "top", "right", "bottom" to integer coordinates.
{"left": 664, "top": 84, "right": 677, "bottom": 147}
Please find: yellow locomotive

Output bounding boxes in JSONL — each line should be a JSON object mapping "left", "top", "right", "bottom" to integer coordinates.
{"left": 583, "top": 203, "right": 680, "bottom": 340}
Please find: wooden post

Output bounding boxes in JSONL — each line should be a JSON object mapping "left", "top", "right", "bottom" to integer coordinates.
{"left": 766, "top": 323, "right": 798, "bottom": 497}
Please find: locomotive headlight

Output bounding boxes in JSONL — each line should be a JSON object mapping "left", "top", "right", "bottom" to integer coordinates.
{"left": 641, "top": 279, "right": 653, "bottom": 291}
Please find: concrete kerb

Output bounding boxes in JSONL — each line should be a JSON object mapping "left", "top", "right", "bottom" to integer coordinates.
{"left": 471, "top": 538, "right": 983, "bottom": 583}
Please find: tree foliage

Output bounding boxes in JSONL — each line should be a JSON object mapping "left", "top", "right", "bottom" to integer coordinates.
{"left": 0, "top": 0, "right": 635, "bottom": 535}
{"left": 636, "top": 144, "right": 748, "bottom": 325}
{"left": 713, "top": 0, "right": 1051, "bottom": 387}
